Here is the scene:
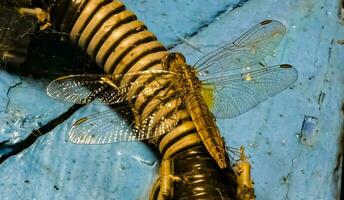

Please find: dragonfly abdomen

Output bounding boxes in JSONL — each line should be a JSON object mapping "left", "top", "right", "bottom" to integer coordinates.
{"left": 49, "top": 0, "right": 237, "bottom": 199}
{"left": 186, "top": 90, "right": 228, "bottom": 169}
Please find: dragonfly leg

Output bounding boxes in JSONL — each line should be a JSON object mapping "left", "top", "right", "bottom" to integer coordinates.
{"left": 46, "top": 0, "right": 240, "bottom": 199}
{"left": 150, "top": 130, "right": 203, "bottom": 200}
{"left": 158, "top": 158, "right": 182, "bottom": 199}
{"left": 233, "top": 146, "right": 255, "bottom": 200}
{"left": 149, "top": 177, "right": 160, "bottom": 200}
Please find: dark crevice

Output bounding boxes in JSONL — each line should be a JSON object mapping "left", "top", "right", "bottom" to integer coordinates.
{"left": 167, "top": 0, "right": 250, "bottom": 50}
{"left": 0, "top": 104, "right": 83, "bottom": 164}
{"left": 5, "top": 78, "right": 23, "bottom": 110}
{"left": 339, "top": 0, "right": 344, "bottom": 22}
{"left": 0, "top": 32, "right": 102, "bottom": 165}
{"left": 340, "top": 103, "right": 344, "bottom": 200}
{"left": 328, "top": 39, "right": 334, "bottom": 64}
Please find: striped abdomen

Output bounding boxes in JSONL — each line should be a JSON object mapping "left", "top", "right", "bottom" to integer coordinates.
{"left": 185, "top": 88, "right": 228, "bottom": 169}
{"left": 46, "top": 0, "right": 238, "bottom": 199}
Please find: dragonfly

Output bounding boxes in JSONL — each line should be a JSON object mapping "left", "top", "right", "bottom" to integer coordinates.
{"left": 46, "top": 20, "right": 297, "bottom": 168}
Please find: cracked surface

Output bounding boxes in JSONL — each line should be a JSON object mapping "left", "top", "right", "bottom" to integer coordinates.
{"left": 0, "top": 0, "right": 344, "bottom": 199}
{"left": 5, "top": 78, "right": 22, "bottom": 110}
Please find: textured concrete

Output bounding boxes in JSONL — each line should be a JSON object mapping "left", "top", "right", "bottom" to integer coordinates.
{"left": 0, "top": 0, "right": 343, "bottom": 200}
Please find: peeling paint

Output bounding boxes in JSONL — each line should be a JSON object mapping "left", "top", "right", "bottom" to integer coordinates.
{"left": 0, "top": 104, "right": 82, "bottom": 164}
{"left": 328, "top": 38, "right": 334, "bottom": 64}
{"left": 299, "top": 116, "right": 319, "bottom": 146}
{"left": 317, "top": 91, "right": 326, "bottom": 110}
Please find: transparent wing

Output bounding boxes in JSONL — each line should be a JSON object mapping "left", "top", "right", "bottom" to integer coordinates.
{"left": 46, "top": 70, "right": 176, "bottom": 105}
{"left": 201, "top": 64, "right": 297, "bottom": 119}
{"left": 47, "top": 74, "right": 126, "bottom": 104}
{"left": 195, "top": 20, "right": 286, "bottom": 75}
{"left": 69, "top": 107, "right": 136, "bottom": 144}
{"left": 69, "top": 103, "right": 180, "bottom": 144}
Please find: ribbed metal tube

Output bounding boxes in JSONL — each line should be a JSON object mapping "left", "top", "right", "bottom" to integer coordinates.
{"left": 50, "top": 0, "right": 238, "bottom": 199}
{"left": 172, "top": 145, "right": 237, "bottom": 200}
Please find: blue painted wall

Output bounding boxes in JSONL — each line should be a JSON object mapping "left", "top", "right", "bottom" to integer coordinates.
{"left": 0, "top": 0, "right": 343, "bottom": 199}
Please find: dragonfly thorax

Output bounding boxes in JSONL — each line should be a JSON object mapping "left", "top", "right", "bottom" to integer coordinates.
{"left": 180, "top": 65, "right": 201, "bottom": 91}
{"left": 162, "top": 52, "right": 201, "bottom": 91}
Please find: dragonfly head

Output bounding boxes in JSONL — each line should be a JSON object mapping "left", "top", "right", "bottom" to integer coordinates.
{"left": 161, "top": 52, "right": 187, "bottom": 73}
